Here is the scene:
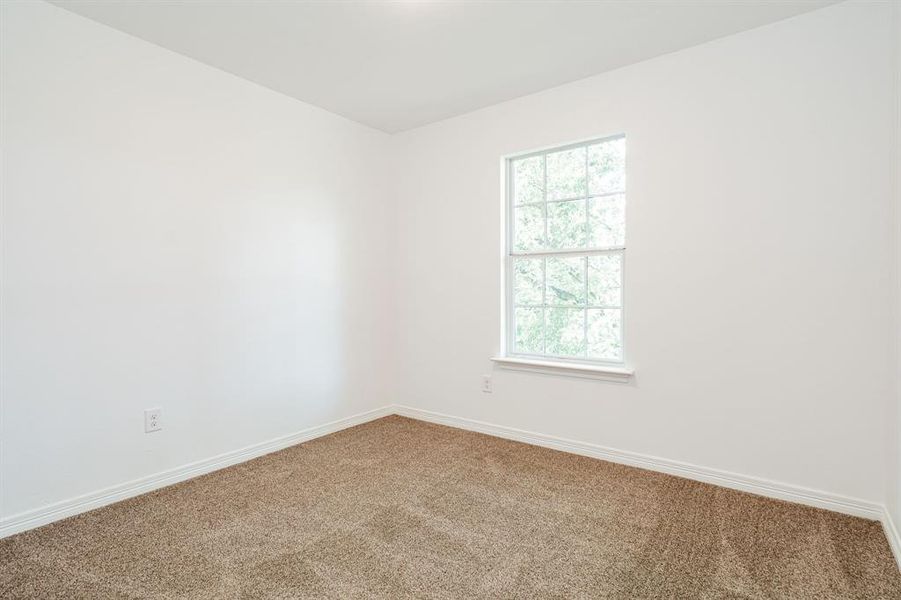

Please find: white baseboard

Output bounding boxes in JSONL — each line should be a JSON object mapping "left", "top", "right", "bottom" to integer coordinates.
{"left": 4, "top": 401, "right": 898, "bottom": 572}
{"left": 883, "top": 507, "right": 901, "bottom": 570}
{"left": 393, "top": 405, "right": 884, "bottom": 521}
{"left": 0, "top": 405, "right": 394, "bottom": 539}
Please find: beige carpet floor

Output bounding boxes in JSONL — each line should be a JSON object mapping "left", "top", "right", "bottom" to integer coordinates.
{"left": 0, "top": 415, "right": 899, "bottom": 599}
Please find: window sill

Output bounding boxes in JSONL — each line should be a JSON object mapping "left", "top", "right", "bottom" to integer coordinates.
{"left": 490, "top": 356, "right": 634, "bottom": 382}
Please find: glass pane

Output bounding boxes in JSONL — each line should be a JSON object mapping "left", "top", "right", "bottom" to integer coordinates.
{"left": 513, "top": 204, "right": 545, "bottom": 251}
{"left": 547, "top": 199, "right": 586, "bottom": 250}
{"left": 587, "top": 309, "right": 622, "bottom": 361}
{"left": 588, "top": 194, "right": 625, "bottom": 248}
{"left": 546, "top": 146, "right": 587, "bottom": 201}
{"left": 513, "top": 258, "right": 544, "bottom": 306}
{"left": 546, "top": 308, "right": 586, "bottom": 357}
{"left": 515, "top": 307, "right": 544, "bottom": 354}
{"left": 546, "top": 256, "right": 585, "bottom": 306}
{"left": 588, "top": 138, "right": 625, "bottom": 195}
{"left": 587, "top": 254, "right": 622, "bottom": 307}
{"left": 513, "top": 155, "right": 544, "bottom": 205}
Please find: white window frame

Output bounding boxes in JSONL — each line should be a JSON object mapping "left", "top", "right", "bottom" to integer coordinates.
{"left": 495, "top": 135, "right": 633, "bottom": 381}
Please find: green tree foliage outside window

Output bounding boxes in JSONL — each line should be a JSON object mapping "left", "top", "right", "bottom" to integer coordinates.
{"left": 509, "top": 136, "right": 625, "bottom": 362}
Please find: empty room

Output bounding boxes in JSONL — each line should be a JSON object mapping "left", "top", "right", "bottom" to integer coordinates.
{"left": 1, "top": 0, "right": 900, "bottom": 597}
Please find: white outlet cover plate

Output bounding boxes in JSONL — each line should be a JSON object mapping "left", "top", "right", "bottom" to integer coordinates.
{"left": 144, "top": 408, "right": 162, "bottom": 433}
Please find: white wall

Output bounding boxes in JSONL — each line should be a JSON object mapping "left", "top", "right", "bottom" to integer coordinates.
{"left": 0, "top": 0, "right": 396, "bottom": 519}
{"left": 393, "top": 1, "right": 897, "bottom": 506}
{"left": 891, "top": 0, "right": 901, "bottom": 541}
{"left": 2, "top": 0, "right": 898, "bottom": 533}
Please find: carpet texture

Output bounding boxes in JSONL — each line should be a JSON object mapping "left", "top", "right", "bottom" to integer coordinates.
{"left": 1, "top": 415, "right": 899, "bottom": 599}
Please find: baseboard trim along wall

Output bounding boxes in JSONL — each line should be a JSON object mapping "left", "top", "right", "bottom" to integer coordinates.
{"left": 3, "top": 402, "right": 899, "bottom": 571}
{"left": 0, "top": 405, "right": 394, "bottom": 539}
{"left": 393, "top": 405, "right": 901, "bottom": 569}
{"left": 884, "top": 507, "right": 901, "bottom": 569}
{"left": 392, "top": 406, "right": 884, "bottom": 519}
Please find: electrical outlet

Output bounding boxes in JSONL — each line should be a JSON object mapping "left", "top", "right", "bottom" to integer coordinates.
{"left": 482, "top": 375, "right": 492, "bottom": 393}
{"left": 144, "top": 408, "right": 162, "bottom": 433}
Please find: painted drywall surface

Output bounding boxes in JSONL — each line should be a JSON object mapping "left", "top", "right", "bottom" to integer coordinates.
{"left": 891, "top": 0, "right": 901, "bottom": 535}
{"left": 2, "top": 0, "right": 896, "bottom": 526}
{"left": 393, "top": 1, "right": 896, "bottom": 504}
{"left": 0, "top": 0, "right": 396, "bottom": 518}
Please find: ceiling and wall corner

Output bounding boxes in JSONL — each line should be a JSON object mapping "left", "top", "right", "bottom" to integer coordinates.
{"left": 0, "top": 0, "right": 398, "bottom": 522}
{"left": 389, "top": 0, "right": 898, "bottom": 514}
{"left": 48, "top": 0, "right": 839, "bottom": 133}
{"left": 2, "top": 0, "right": 899, "bottom": 558}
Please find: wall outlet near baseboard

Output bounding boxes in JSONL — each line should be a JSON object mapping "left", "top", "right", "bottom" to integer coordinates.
{"left": 481, "top": 375, "right": 492, "bottom": 393}
{"left": 144, "top": 408, "right": 162, "bottom": 433}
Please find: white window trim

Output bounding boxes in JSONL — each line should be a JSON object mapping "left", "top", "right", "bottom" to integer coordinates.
{"left": 499, "top": 134, "right": 633, "bottom": 381}
{"left": 490, "top": 356, "right": 634, "bottom": 382}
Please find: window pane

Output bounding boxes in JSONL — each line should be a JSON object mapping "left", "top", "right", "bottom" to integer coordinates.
{"left": 513, "top": 204, "right": 545, "bottom": 251}
{"left": 513, "top": 257, "right": 543, "bottom": 306}
{"left": 587, "top": 309, "right": 622, "bottom": 361}
{"left": 508, "top": 137, "right": 626, "bottom": 363}
{"left": 546, "top": 256, "right": 584, "bottom": 306}
{"left": 588, "top": 138, "right": 625, "bottom": 195}
{"left": 546, "top": 146, "right": 587, "bottom": 201}
{"left": 547, "top": 199, "right": 586, "bottom": 250}
{"left": 587, "top": 254, "right": 622, "bottom": 307}
{"left": 515, "top": 307, "right": 544, "bottom": 354}
{"left": 513, "top": 155, "right": 544, "bottom": 205}
{"left": 588, "top": 194, "right": 625, "bottom": 248}
{"left": 545, "top": 307, "right": 586, "bottom": 357}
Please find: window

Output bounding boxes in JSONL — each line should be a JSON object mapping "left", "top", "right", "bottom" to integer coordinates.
{"left": 504, "top": 135, "right": 626, "bottom": 366}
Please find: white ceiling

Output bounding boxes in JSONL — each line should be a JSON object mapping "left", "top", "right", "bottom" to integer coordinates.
{"left": 51, "top": 0, "right": 838, "bottom": 133}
